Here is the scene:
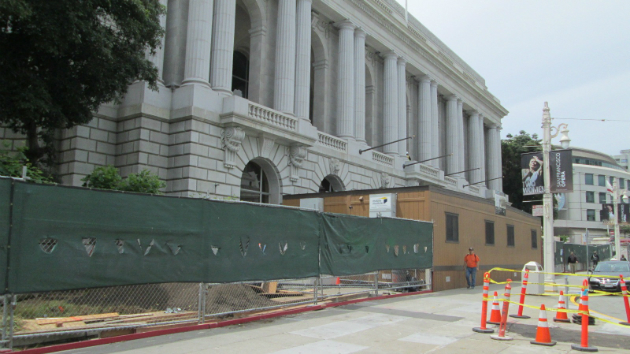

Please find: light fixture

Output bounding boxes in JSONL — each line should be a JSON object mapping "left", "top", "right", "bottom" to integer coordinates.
{"left": 559, "top": 126, "right": 571, "bottom": 149}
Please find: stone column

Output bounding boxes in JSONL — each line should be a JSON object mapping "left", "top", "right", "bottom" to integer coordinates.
{"left": 486, "top": 124, "right": 502, "bottom": 191}
{"left": 147, "top": 0, "right": 168, "bottom": 82}
{"left": 336, "top": 21, "right": 355, "bottom": 138}
{"left": 397, "top": 58, "right": 407, "bottom": 155}
{"left": 274, "top": 0, "right": 297, "bottom": 115}
{"left": 183, "top": 0, "right": 214, "bottom": 86}
{"left": 478, "top": 115, "right": 486, "bottom": 185}
{"left": 490, "top": 125, "right": 503, "bottom": 192}
{"left": 354, "top": 28, "right": 366, "bottom": 143}
{"left": 418, "top": 75, "right": 432, "bottom": 162}
{"left": 383, "top": 51, "right": 398, "bottom": 155}
{"left": 294, "top": 0, "right": 312, "bottom": 120}
{"left": 446, "top": 95, "right": 458, "bottom": 175}
{"left": 211, "top": 0, "right": 236, "bottom": 95}
{"left": 430, "top": 80, "right": 439, "bottom": 168}
{"left": 457, "top": 99, "right": 465, "bottom": 174}
{"left": 468, "top": 111, "right": 482, "bottom": 184}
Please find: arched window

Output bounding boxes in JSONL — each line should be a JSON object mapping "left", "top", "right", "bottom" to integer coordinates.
{"left": 240, "top": 161, "right": 269, "bottom": 203}
{"left": 232, "top": 51, "right": 249, "bottom": 98}
{"left": 319, "top": 176, "right": 344, "bottom": 193}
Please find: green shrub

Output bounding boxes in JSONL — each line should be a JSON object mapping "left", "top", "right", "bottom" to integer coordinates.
{"left": 118, "top": 169, "right": 166, "bottom": 195}
{"left": 0, "top": 143, "right": 53, "bottom": 183}
{"left": 81, "top": 165, "right": 122, "bottom": 190}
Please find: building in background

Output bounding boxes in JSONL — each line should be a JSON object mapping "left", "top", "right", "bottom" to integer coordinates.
{"left": 554, "top": 146, "right": 630, "bottom": 244}
{"left": 1, "top": 0, "right": 508, "bottom": 206}
{"left": 614, "top": 149, "right": 630, "bottom": 171}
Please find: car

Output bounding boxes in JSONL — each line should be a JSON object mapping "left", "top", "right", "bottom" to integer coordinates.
{"left": 588, "top": 261, "right": 630, "bottom": 292}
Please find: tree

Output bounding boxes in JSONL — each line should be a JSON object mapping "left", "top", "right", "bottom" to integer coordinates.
{"left": 502, "top": 130, "right": 541, "bottom": 213}
{"left": 0, "top": 142, "right": 52, "bottom": 183}
{"left": 0, "top": 0, "right": 165, "bottom": 165}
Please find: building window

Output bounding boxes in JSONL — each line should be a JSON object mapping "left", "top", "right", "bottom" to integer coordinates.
{"left": 445, "top": 213, "right": 459, "bottom": 242}
{"left": 586, "top": 191, "right": 595, "bottom": 203}
{"left": 610, "top": 176, "right": 615, "bottom": 185}
{"left": 587, "top": 209, "right": 596, "bottom": 221}
{"left": 507, "top": 225, "right": 515, "bottom": 247}
{"left": 240, "top": 161, "right": 269, "bottom": 203}
{"left": 232, "top": 51, "right": 249, "bottom": 98}
{"left": 531, "top": 230, "right": 537, "bottom": 249}
{"left": 620, "top": 178, "right": 625, "bottom": 189}
{"left": 485, "top": 220, "right": 494, "bottom": 245}
{"left": 585, "top": 174, "right": 594, "bottom": 185}
{"left": 599, "top": 192, "right": 607, "bottom": 204}
{"left": 598, "top": 175, "right": 606, "bottom": 186}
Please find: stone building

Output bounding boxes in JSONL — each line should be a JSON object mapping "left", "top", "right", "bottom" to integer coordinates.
{"left": 40, "top": 0, "right": 510, "bottom": 204}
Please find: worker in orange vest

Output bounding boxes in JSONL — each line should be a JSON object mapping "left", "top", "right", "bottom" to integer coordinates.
{"left": 464, "top": 247, "right": 480, "bottom": 289}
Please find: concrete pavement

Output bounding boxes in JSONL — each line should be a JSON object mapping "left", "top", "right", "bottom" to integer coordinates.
{"left": 57, "top": 275, "right": 630, "bottom": 354}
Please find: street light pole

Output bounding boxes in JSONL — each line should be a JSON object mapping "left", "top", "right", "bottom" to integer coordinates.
{"left": 541, "top": 102, "right": 568, "bottom": 291}
{"left": 610, "top": 180, "right": 629, "bottom": 259}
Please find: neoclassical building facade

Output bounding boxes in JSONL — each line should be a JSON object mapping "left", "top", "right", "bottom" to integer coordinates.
{"left": 53, "top": 0, "right": 508, "bottom": 204}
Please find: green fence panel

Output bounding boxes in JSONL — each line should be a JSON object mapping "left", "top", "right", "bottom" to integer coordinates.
{"left": 554, "top": 241, "right": 564, "bottom": 266}
{"left": 204, "top": 201, "right": 320, "bottom": 283}
{"left": 8, "top": 182, "right": 208, "bottom": 293}
{"left": 320, "top": 214, "right": 433, "bottom": 276}
{"left": 0, "top": 179, "right": 11, "bottom": 292}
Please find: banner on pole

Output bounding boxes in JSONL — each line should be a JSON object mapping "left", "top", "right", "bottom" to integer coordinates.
{"left": 549, "top": 149, "right": 573, "bottom": 193}
{"left": 521, "top": 152, "right": 544, "bottom": 195}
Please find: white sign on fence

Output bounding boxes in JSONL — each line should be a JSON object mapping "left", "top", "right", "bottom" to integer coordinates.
{"left": 532, "top": 205, "right": 543, "bottom": 217}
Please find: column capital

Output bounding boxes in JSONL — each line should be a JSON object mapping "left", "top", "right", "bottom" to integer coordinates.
{"left": 298, "top": 0, "right": 312, "bottom": 3}
{"left": 469, "top": 111, "right": 479, "bottom": 118}
{"left": 354, "top": 27, "right": 366, "bottom": 38}
{"left": 430, "top": 80, "right": 438, "bottom": 87}
{"left": 335, "top": 20, "right": 355, "bottom": 30}
{"left": 381, "top": 50, "right": 398, "bottom": 60}
{"left": 249, "top": 26, "right": 267, "bottom": 37}
{"left": 419, "top": 74, "right": 431, "bottom": 83}
{"left": 447, "top": 94, "right": 458, "bottom": 102}
{"left": 397, "top": 57, "right": 406, "bottom": 66}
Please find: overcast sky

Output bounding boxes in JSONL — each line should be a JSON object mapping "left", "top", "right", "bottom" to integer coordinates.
{"left": 395, "top": 0, "right": 630, "bottom": 158}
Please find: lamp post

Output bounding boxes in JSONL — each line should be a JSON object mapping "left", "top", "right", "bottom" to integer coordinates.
{"left": 609, "top": 180, "right": 630, "bottom": 259}
{"left": 542, "top": 102, "right": 568, "bottom": 291}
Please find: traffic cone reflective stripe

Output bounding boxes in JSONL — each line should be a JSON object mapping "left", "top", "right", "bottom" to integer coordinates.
{"left": 487, "top": 291, "right": 502, "bottom": 325}
{"left": 571, "top": 279, "right": 598, "bottom": 352}
{"left": 554, "top": 291, "right": 570, "bottom": 323}
{"left": 531, "top": 304, "right": 556, "bottom": 346}
{"left": 473, "top": 273, "right": 494, "bottom": 334}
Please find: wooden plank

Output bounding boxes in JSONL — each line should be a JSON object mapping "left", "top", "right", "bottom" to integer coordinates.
{"left": 262, "top": 281, "right": 278, "bottom": 294}
{"left": 36, "top": 313, "right": 119, "bottom": 326}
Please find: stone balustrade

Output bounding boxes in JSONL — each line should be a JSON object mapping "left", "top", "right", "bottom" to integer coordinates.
{"left": 248, "top": 103, "right": 297, "bottom": 131}
{"left": 317, "top": 132, "right": 348, "bottom": 152}
{"left": 372, "top": 151, "right": 394, "bottom": 166}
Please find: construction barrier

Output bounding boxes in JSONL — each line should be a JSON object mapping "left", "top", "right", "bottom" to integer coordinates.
{"left": 490, "top": 279, "right": 512, "bottom": 341}
{"left": 571, "top": 280, "right": 598, "bottom": 352}
{"left": 472, "top": 272, "right": 494, "bottom": 334}
{"left": 510, "top": 269, "right": 530, "bottom": 319}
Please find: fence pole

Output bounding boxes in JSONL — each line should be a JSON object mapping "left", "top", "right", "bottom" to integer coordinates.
{"left": 198, "top": 283, "right": 206, "bottom": 324}
{"left": 1, "top": 295, "right": 7, "bottom": 344}
{"left": 313, "top": 278, "right": 318, "bottom": 305}
{"left": 374, "top": 271, "right": 379, "bottom": 296}
{"left": 8, "top": 295, "right": 15, "bottom": 351}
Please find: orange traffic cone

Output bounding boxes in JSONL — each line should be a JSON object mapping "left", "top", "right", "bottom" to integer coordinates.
{"left": 554, "top": 291, "right": 570, "bottom": 323}
{"left": 335, "top": 277, "right": 341, "bottom": 285}
{"left": 487, "top": 291, "right": 502, "bottom": 325}
{"left": 531, "top": 304, "right": 556, "bottom": 346}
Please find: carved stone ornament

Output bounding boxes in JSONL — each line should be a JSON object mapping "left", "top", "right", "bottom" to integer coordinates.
{"left": 289, "top": 144, "right": 307, "bottom": 183}
{"left": 380, "top": 172, "right": 391, "bottom": 189}
{"left": 222, "top": 127, "right": 245, "bottom": 169}
{"left": 329, "top": 158, "right": 341, "bottom": 176}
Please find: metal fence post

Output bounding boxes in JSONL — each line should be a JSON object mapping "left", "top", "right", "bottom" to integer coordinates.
{"left": 374, "top": 271, "right": 379, "bottom": 296}
{"left": 313, "top": 278, "right": 318, "bottom": 305}
{"left": 198, "top": 283, "right": 206, "bottom": 324}
{"left": 8, "top": 295, "right": 15, "bottom": 351}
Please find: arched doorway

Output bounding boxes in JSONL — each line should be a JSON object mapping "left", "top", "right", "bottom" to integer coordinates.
{"left": 240, "top": 159, "right": 281, "bottom": 204}
{"left": 319, "top": 175, "right": 345, "bottom": 193}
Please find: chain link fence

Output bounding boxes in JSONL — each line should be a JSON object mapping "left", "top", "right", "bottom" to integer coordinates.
{"left": 0, "top": 269, "right": 431, "bottom": 350}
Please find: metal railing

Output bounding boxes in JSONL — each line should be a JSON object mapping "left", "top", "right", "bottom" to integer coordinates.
{"left": 0, "top": 269, "right": 431, "bottom": 350}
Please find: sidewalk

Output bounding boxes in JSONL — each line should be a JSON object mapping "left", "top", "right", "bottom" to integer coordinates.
{"left": 54, "top": 276, "right": 630, "bottom": 354}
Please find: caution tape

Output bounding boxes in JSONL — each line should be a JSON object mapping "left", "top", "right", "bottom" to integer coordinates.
{"left": 480, "top": 267, "right": 630, "bottom": 328}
